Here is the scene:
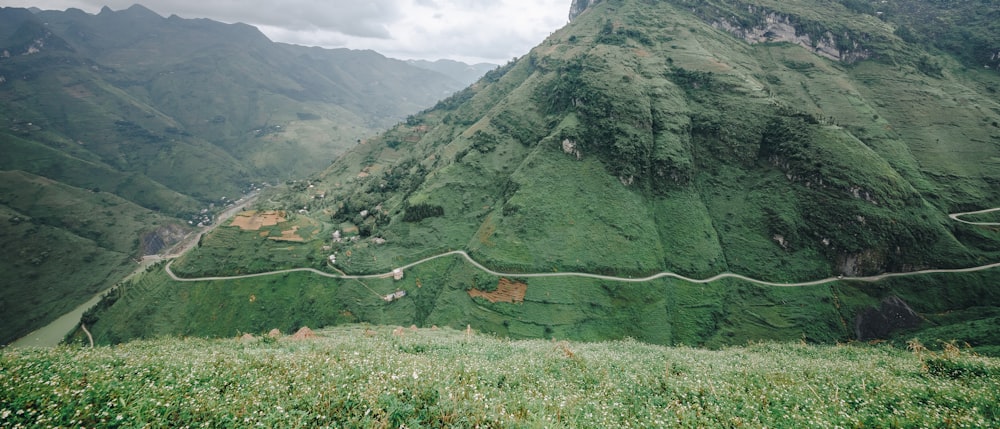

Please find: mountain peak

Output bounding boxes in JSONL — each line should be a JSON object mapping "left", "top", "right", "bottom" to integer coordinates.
{"left": 124, "top": 4, "right": 158, "bottom": 14}
{"left": 95, "top": 4, "right": 161, "bottom": 21}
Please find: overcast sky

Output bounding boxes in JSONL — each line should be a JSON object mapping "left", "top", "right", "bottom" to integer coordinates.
{"left": 4, "top": 1, "right": 571, "bottom": 64}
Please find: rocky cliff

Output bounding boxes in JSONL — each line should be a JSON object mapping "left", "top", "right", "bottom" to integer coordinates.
{"left": 569, "top": 0, "right": 600, "bottom": 21}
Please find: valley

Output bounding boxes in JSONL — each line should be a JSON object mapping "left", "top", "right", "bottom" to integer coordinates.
{"left": 3, "top": 0, "right": 1000, "bottom": 425}
{"left": 9, "top": 189, "right": 260, "bottom": 348}
{"left": 0, "top": 4, "right": 474, "bottom": 344}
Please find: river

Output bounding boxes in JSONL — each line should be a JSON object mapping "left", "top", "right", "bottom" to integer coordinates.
{"left": 7, "top": 192, "right": 259, "bottom": 348}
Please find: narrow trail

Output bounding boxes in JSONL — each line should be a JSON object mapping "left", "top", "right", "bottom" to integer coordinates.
{"left": 164, "top": 207, "right": 1000, "bottom": 288}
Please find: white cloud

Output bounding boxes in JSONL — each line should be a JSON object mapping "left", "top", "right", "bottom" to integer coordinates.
{"left": 4, "top": 0, "right": 569, "bottom": 63}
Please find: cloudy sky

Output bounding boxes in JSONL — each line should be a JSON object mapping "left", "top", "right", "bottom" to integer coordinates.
{"left": 5, "top": 1, "right": 571, "bottom": 64}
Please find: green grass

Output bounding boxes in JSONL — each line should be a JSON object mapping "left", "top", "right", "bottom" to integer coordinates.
{"left": 4, "top": 325, "right": 999, "bottom": 427}
{"left": 478, "top": 147, "right": 666, "bottom": 276}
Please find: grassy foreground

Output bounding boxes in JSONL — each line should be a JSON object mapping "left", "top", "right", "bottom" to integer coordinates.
{"left": 3, "top": 326, "right": 998, "bottom": 428}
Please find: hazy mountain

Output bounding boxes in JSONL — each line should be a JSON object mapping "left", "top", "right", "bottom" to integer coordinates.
{"left": 0, "top": 4, "right": 464, "bottom": 344}
{"left": 406, "top": 59, "right": 499, "bottom": 86}
{"left": 88, "top": 0, "right": 1000, "bottom": 351}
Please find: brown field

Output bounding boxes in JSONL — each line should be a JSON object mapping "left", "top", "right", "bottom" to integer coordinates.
{"left": 231, "top": 210, "right": 287, "bottom": 231}
{"left": 468, "top": 278, "right": 527, "bottom": 303}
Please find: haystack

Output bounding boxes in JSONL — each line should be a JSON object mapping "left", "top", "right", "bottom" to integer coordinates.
{"left": 291, "top": 326, "right": 316, "bottom": 340}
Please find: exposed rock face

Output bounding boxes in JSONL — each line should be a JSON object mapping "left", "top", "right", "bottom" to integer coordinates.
{"left": 711, "top": 10, "right": 872, "bottom": 63}
{"left": 569, "top": 0, "right": 601, "bottom": 21}
{"left": 140, "top": 224, "right": 189, "bottom": 256}
{"left": 838, "top": 249, "right": 884, "bottom": 277}
{"left": 855, "top": 296, "right": 922, "bottom": 341}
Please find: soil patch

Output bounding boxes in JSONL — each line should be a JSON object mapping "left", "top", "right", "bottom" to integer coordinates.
{"left": 231, "top": 210, "right": 287, "bottom": 231}
{"left": 468, "top": 278, "right": 527, "bottom": 303}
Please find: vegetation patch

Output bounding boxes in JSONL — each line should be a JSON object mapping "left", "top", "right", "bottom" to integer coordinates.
{"left": 3, "top": 326, "right": 999, "bottom": 428}
{"left": 269, "top": 225, "right": 305, "bottom": 242}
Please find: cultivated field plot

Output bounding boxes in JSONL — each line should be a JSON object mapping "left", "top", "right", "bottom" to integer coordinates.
{"left": 230, "top": 210, "right": 287, "bottom": 231}
{"left": 229, "top": 210, "right": 322, "bottom": 242}
{"left": 469, "top": 278, "right": 527, "bottom": 303}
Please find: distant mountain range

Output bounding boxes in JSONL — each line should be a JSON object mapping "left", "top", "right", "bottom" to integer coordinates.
{"left": 407, "top": 59, "right": 499, "bottom": 87}
{"left": 0, "top": 4, "right": 488, "bottom": 344}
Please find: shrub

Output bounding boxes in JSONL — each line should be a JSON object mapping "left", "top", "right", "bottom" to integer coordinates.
{"left": 402, "top": 204, "right": 444, "bottom": 222}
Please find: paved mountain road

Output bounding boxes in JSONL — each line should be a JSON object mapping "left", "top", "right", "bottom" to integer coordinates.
{"left": 949, "top": 207, "right": 1000, "bottom": 226}
{"left": 166, "top": 207, "right": 1000, "bottom": 288}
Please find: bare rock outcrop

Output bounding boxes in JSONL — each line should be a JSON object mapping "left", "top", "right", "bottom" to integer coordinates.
{"left": 569, "top": 0, "right": 601, "bottom": 21}
{"left": 140, "top": 223, "right": 189, "bottom": 255}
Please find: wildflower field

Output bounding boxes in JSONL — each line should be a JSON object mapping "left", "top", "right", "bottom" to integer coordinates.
{"left": 2, "top": 325, "right": 998, "bottom": 428}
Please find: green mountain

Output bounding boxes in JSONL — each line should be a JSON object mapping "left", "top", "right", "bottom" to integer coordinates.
{"left": 6, "top": 325, "right": 999, "bottom": 427}
{"left": 84, "top": 0, "right": 1000, "bottom": 351}
{"left": 0, "top": 5, "right": 467, "bottom": 344}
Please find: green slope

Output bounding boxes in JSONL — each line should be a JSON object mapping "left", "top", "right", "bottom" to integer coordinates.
{"left": 84, "top": 0, "right": 1000, "bottom": 349}
{"left": 298, "top": 0, "right": 998, "bottom": 279}
{"left": 0, "top": 170, "right": 185, "bottom": 344}
{"left": 6, "top": 326, "right": 1000, "bottom": 428}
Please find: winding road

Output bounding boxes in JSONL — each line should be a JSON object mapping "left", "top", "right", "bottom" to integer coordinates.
{"left": 949, "top": 207, "right": 1000, "bottom": 226}
{"left": 165, "top": 208, "right": 1000, "bottom": 288}
{"left": 17, "top": 205, "right": 994, "bottom": 349}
